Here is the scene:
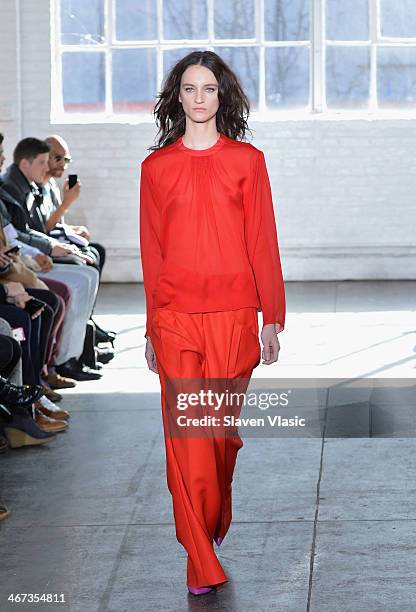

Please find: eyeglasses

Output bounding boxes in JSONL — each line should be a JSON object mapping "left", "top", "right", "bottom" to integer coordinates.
{"left": 53, "top": 154, "right": 72, "bottom": 164}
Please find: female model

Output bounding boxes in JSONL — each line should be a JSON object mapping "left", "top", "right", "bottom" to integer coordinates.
{"left": 140, "top": 50, "right": 286, "bottom": 596}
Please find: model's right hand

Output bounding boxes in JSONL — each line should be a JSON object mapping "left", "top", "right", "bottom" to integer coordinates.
{"left": 145, "top": 337, "right": 158, "bottom": 373}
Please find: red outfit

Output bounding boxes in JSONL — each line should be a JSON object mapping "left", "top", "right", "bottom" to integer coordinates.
{"left": 140, "top": 132, "right": 286, "bottom": 338}
{"left": 149, "top": 305, "right": 261, "bottom": 588}
{"left": 140, "top": 132, "right": 286, "bottom": 589}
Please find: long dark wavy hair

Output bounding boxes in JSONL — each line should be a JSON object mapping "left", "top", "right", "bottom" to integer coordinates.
{"left": 148, "top": 50, "right": 252, "bottom": 151}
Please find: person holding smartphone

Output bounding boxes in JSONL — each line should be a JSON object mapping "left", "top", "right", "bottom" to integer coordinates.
{"left": 41, "top": 136, "right": 102, "bottom": 270}
{"left": 0, "top": 135, "right": 103, "bottom": 381}
{"left": 42, "top": 135, "right": 115, "bottom": 347}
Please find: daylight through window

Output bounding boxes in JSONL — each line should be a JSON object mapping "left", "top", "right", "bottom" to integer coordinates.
{"left": 51, "top": 0, "right": 416, "bottom": 120}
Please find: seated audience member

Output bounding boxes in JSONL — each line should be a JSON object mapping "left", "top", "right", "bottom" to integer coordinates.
{"left": 0, "top": 135, "right": 102, "bottom": 380}
{"left": 43, "top": 135, "right": 105, "bottom": 274}
{"left": 0, "top": 279, "right": 70, "bottom": 430}
{"left": 0, "top": 193, "right": 74, "bottom": 392}
{"left": 0, "top": 316, "right": 55, "bottom": 521}
{"left": 0, "top": 207, "right": 72, "bottom": 398}
{"left": 0, "top": 318, "right": 46, "bottom": 453}
{"left": 1, "top": 136, "right": 114, "bottom": 356}
{"left": 42, "top": 135, "right": 115, "bottom": 345}
{"left": 0, "top": 316, "right": 43, "bottom": 409}
{"left": 0, "top": 138, "right": 93, "bottom": 266}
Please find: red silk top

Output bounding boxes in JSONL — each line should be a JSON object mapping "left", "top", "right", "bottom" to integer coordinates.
{"left": 140, "top": 132, "right": 286, "bottom": 339}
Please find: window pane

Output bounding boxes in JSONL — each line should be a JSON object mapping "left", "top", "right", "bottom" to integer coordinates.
{"left": 163, "top": 48, "right": 208, "bottom": 77}
{"left": 380, "top": 0, "right": 416, "bottom": 38}
{"left": 60, "top": 0, "right": 104, "bottom": 45}
{"left": 115, "top": 0, "right": 157, "bottom": 41}
{"left": 378, "top": 47, "right": 416, "bottom": 108}
{"left": 163, "top": 0, "right": 207, "bottom": 39}
{"left": 265, "top": 47, "right": 309, "bottom": 109}
{"left": 326, "top": 47, "right": 370, "bottom": 108}
{"left": 265, "top": 0, "right": 310, "bottom": 42}
{"left": 214, "top": 0, "right": 255, "bottom": 39}
{"left": 62, "top": 52, "right": 105, "bottom": 112}
{"left": 326, "top": 0, "right": 369, "bottom": 40}
{"left": 112, "top": 49, "right": 157, "bottom": 113}
{"left": 216, "top": 47, "right": 259, "bottom": 109}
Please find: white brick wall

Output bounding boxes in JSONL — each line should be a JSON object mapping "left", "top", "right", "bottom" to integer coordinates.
{"left": 0, "top": 0, "right": 415, "bottom": 281}
{"left": 0, "top": 0, "right": 20, "bottom": 158}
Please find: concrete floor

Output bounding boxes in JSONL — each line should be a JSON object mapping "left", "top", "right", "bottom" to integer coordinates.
{"left": 0, "top": 281, "right": 415, "bottom": 612}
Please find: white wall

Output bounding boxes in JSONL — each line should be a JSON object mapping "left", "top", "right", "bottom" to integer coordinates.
{"left": 0, "top": 0, "right": 20, "bottom": 155}
{"left": 0, "top": 0, "right": 415, "bottom": 281}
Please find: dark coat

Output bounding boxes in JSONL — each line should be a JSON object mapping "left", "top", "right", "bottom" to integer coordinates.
{"left": 0, "top": 165, "right": 53, "bottom": 255}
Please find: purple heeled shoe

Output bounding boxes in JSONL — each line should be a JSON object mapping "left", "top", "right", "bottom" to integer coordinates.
{"left": 214, "top": 536, "right": 223, "bottom": 546}
{"left": 187, "top": 585, "right": 214, "bottom": 595}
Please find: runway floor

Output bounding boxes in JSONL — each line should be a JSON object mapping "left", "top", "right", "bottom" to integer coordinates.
{"left": 1, "top": 281, "right": 415, "bottom": 612}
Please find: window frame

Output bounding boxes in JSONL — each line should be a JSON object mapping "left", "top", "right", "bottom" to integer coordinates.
{"left": 50, "top": 0, "right": 416, "bottom": 124}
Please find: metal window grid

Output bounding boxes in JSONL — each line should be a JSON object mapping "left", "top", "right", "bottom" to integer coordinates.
{"left": 50, "top": 0, "right": 416, "bottom": 123}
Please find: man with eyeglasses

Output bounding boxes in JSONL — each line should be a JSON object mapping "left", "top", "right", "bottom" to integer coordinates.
{"left": 43, "top": 148, "right": 83, "bottom": 235}
{"left": 43, "top": 135, "right": 106, "bottom": 277}
{"left": 42, "top": 135, "right": 113, "bottom": 346}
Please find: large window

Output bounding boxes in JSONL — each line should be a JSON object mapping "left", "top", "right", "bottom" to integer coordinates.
{"left": 51, "top": 0, "right": 416, "bottom": 121}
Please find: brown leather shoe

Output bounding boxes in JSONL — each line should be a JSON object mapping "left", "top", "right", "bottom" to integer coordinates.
{"left": 34, "top": 408, "right": 68, "bottom": 432}
{"left": 35, "top": 401, "right": 71, "bottom": 421}
{"left": 46, "top": 372, "right": 77, "bottom": 389}
{"left": 34, "top": 398, "right": 70, "bottom": 421}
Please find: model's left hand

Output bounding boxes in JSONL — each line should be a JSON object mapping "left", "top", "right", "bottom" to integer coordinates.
{"left": 145, "top": 337, "right": 158, "bottom": 374}
{"left": 260, "top": 324, "right": 281, "bottom": 365}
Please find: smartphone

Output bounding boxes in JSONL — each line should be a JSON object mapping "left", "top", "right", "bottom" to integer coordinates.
{"left": 68, "top": 174, "right": 78, "bottom": 189}
{"left": 24, "top": 298, "right": 46, "bottom": 316}
{"left": 4, "top": 245, "right": 20, "bottom": 256}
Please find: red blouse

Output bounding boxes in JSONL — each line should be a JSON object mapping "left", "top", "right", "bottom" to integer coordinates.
{"left": 140, "top": 132, "right": 286, "bottom": 339}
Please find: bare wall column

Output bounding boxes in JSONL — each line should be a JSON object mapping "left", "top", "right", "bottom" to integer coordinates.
{"left": 0, "top": 0, "right": 22, "bottom": 159}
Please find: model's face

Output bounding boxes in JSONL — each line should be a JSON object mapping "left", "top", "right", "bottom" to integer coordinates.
{"left": 179, "top": 65, "right": 220, "bottom": 124}
{"left": 0, "top": 143, "right": 5, "bottom": 172}
{"left": 21, "top": 153, "right": 50, "bottom": 183}
{"left": 48, "top": 142, "right": 72, "bottom": 178}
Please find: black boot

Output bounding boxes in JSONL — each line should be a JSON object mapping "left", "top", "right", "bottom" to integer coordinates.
{"left": 91, "top": 319, "right": 116, "bottom": 346}
{"left": 0, "top": 376, "right": 44, "bottom": 407}
{"left": 80, "top": 321, "right": 98, "bottom": 369}
{"left": 55, "top": 358, "right": 102, "bottom": 381}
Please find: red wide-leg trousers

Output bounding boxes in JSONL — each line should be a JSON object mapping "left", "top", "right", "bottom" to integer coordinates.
{"left": 149, "top": 306, "right": 261, "bottom": 588}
